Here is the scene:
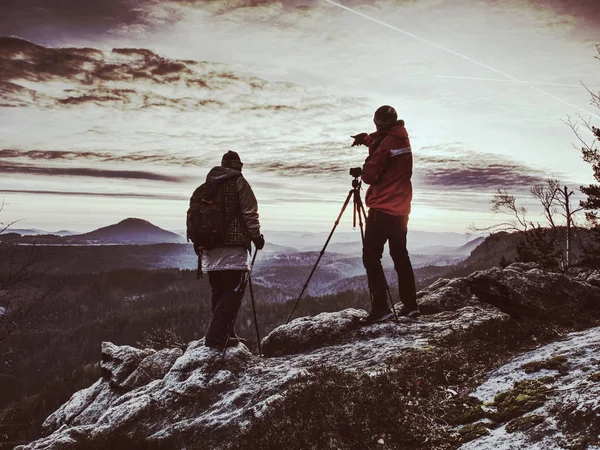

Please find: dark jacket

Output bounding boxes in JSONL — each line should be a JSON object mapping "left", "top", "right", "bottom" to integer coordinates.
{"left": 362, "top": 121, "right": 413, "bottom": 216}
{"left": 205, "top": 166, "right": 261, "bottom": 250}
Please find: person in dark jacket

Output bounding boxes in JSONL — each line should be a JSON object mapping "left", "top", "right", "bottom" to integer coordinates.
{"left": 351, "top": 105, "right": 420, "bottom": 323}
{"left": 201, "top": 151, "right": 264, "bottom": 349}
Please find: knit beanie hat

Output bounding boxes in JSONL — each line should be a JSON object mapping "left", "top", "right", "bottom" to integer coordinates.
{"left": 373, "top": 105, "right": 398, "bottom": 128}
{"left": 221, "top": 151, "right": 243, "bottom": 171}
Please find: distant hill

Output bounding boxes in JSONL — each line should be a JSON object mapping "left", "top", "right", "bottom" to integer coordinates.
{"left": 455, "top": 232, "right": 523, "bottom": 273}
{"left": 10, "top": 228, "right": 74, "bottom": 237}
{"left": 425, "top": 227, "right": 596, "bottom": 285}
{"left": 67, "top": 218, "right": 186, "bottom": 244}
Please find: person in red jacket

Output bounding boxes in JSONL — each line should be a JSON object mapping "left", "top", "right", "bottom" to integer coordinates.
{"left": 351, "top": 105, "right": 420, "bottom": 323}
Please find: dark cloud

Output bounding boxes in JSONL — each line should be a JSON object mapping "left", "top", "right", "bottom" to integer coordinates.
{"left": 0, "top": 149, "right": 207, "bottom": 167}
{"left": 0, "top": 189, "right": 186, "bottom": 200}
{"left": 0, "top": 161, "right": 184, "bottom": 182}
{"left": 420, "top": 163, "right": 546, "bottom": 190}
{"left": 414, "top": 147, "right": 554, "bottom": 191}
{"left": 0, "top": 37, "right": 262, "bottom": 110}
{"left": 0, "top": 0, "right": 152, "bottom": 42}
{"left": 534, "top": 0, "right": 600, "bottom": 24}
{"left": 1, "top": 0, "right": 598, "bottom": 42}
{"left": 260, "top": 161, "right": 347, "bottom": 176}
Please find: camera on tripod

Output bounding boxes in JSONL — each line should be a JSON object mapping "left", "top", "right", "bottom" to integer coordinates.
{"left": 349, "top": 167, "right": 362, "bottom": 178}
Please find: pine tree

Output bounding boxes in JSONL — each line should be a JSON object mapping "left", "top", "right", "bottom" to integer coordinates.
{"left": 573, "top": 45, "right": 600, "bottom": 265}
{"left": 580, "top": 125, "right": 600, "bottom": 223}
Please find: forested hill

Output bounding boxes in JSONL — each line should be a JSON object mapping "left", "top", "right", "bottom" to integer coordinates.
{"left": 434, "top": 227, "right": 597, "bottom": 281}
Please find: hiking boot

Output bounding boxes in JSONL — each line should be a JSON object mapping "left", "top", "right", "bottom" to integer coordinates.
{"left": 363, "top": 309, "right": 394, "bottom": 324}
{"left": 398, "top": 306, "right": 421, "bottom": 318}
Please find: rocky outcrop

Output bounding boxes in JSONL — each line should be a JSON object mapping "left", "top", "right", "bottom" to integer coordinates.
{"left": 460, "top": 326, "right": 600, "bottom": 449}
{"left": 18, "top": 264, "right": 600, "bottom": 450}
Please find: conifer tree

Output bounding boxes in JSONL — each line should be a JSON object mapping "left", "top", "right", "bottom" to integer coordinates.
{"left": 576, "top": 45, "right": 600, "bottom": 263}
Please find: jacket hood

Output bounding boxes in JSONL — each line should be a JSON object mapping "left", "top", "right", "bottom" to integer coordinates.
{"left": 373, "top": 120, "right": 407, "bottom": 138}
{"left": 206, "top": 166, "right": 242, "bottom": 184}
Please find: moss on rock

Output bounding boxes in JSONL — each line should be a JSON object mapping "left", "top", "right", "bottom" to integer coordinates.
{"left": 458, "top": 423, "right": 490, "bottom": 443}
{"left": 587, "top": 372, "right": 600, "bottom": 382}
{"left": 442, "top": 396, "right": 485, "bottom": 425}
{"left": 489, "top": 379, "right": 551, "bottom": 422}
{"left": 521, "top": 355, "right": 570, "bottom": 375}
{"left": 506, "top": 414, "right": 546, "bottom": 433}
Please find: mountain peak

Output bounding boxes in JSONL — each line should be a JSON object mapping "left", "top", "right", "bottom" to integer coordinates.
{"left": 70, "top": 218, "right": 185, "bottom": 244}
{"left": 117, "top": 218, "right": 154, "bottom": 226}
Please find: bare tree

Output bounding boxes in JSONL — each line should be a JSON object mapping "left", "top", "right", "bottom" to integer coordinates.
{"left": 529, "top": 180, "right": 584, "bottom": 268}
{"left": 475, "top": 189, "right": 531, "bottom": 234}
{"left": 0, "top": 197, "right": 19, "bottom": 235}
{"left": 0, "top": 203, "right": 56, "bottom": 351}
{"left": 474, "top": 180, "right": 584, "bottom": 269}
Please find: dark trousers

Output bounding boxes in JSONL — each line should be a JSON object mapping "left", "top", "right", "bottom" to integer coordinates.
{"left": 205, "top": 270, "right": 247, "bottom": 346}
{"left": 363, "top": 209, "right": 418, "bottom": 312}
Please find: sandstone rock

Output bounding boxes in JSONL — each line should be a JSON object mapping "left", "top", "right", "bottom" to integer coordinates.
{"left": 121, "top": 347, "right": 183, "bottom": 392}
{"left": 461, "top": 326, "right": 600, "bottom": 449}
{"left": 18, "top": 265, "right": 600, "bottom": 450}
{"left": 100, "top": 342, "right": 154, "bottom": 389}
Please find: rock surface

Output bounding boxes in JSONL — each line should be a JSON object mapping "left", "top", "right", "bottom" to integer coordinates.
{"left": 460, "top": 326, "right": 600, "bottom": 450}
{"left": 17, "top": 264, "right": 600, "bottom": 449}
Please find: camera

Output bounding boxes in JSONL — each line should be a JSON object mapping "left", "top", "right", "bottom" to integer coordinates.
{"left": 349, "top": 167, "right": 362, "bottom": 178}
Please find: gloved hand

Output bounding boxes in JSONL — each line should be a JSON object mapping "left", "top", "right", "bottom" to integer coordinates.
{"left": 252, "top": 234, "right": 265, "bottom": 250}
{"left": 351, "top": 133, "right": 368, "bottom": 147}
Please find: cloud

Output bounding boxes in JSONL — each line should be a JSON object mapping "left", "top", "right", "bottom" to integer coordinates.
{"left": 0, "top": 0, "right": 155, "bottom": 41}
{"left": 0, "top": 162, "right": 184, "bottom": 182}
{"left": 414, "top": 146, "right": 553, "bottom": 191}
{"left": 2, "top": 0, "right": 598, "bottom": 43}
{"left": 532, "top": 0, "right": 600, "bottom": 24}
{"left": 421, "top": 163, "right": 546, "bottom": 190}
{"left": 0, "top": 149, "right": 211, "bottom": 168}
{"left": 0, "top": 189, "right": 186, "bottom": 200}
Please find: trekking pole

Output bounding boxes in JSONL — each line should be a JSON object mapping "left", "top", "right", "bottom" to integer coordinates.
{"left": 284, "top": 188, "right": 354, "bottom": 324}
{"left": 248, "top": 254, "right": 262, "bottom": 356}
{"left": 221, "top": 248, "right": 259, "bottom": 361}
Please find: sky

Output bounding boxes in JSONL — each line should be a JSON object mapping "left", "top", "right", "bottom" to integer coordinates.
{"left": 0, "top": 0, "right": 599, "bottom": 234}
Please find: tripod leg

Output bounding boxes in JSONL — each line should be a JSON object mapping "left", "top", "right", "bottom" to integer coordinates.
{"left": 384, "top": 278, "right": 399, "bottom": 321}
{"left": 284, "top": 189, "right": 354, "bottom": 324}
{"left": 356, "top": 194, "right": 373, "bottom": 307}
{"left": 356, "top": 191, "right": 366, "bottom": 244}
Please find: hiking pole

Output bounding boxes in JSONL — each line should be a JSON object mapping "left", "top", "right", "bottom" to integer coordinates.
{"left": 221, "top": 248, "right": 259, "bottom": 361}
{"left": 248, "top": 254, "right": 262, "bottom": 356}
{"left": 284, "top": 187, "right": 355, "bottom": 324}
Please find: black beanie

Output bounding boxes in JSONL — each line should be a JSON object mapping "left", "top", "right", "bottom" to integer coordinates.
{"left": 373, "top": 105, "right": 398, "bottom": 128}
{"left": 221, "top": 151, "right": 243, "bottom": 171}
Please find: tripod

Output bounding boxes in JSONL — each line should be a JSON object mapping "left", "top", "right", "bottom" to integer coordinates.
{"left": 284, "top": 172, "right": 399, "bottom": 324}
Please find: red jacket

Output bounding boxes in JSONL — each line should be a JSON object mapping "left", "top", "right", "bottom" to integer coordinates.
{"left": 361, "top": 121, "right": 413, "bottom": 216}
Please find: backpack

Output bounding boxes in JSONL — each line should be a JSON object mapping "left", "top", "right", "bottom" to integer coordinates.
{"left": 186, "top": 178, "right": 232, "bottom": 250}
